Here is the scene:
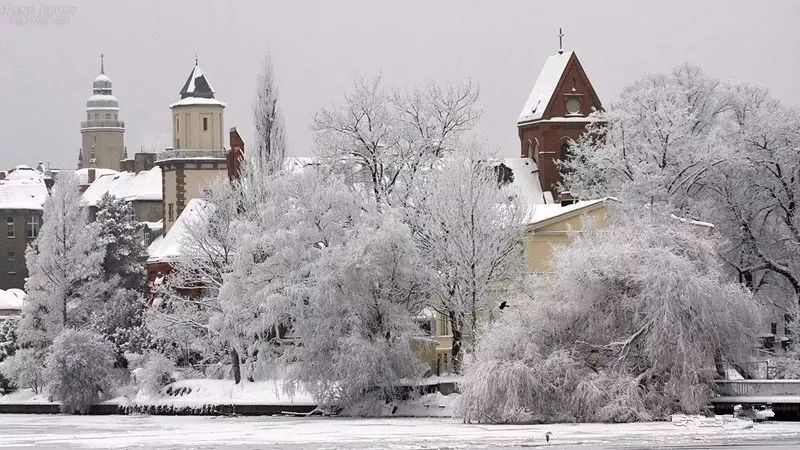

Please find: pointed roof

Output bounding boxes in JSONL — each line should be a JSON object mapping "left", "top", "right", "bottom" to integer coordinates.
{"left": 518, "top": 51, "right": 573, "bottom": 123}
{"left": 179, "top": 63, "right": 216, "bottom": 99}
{"left": 517, "top": 50, "right": 601, "bottom": 125}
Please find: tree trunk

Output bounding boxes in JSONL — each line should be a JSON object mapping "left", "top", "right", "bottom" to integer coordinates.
{"left": 230, "top": 348, "right": 241, "bottom": 384}
{"left": 450, "top": 315, "right": 464, "bottom": 375}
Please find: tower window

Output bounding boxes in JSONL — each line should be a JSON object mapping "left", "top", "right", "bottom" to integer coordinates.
{"left": 176, "top": 118, "right": 180, "bottom": 132}
{"left": 203, "top": 117, "right": 208, "bottom": 131}
{"left": 106, "top": 114, "right": 110, "bottom": 119}
{"left": 6, "top": 217, "right": 14, "bottom": 238}
{"left": 168, "top": 204, "right": 174, "bottom": 221}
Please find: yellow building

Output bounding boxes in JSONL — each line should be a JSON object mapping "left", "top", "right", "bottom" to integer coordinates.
{"left": 155, "top": 60, "right": 228, "bottom": 235}
{"left": 423, "top": 196, "right": 616, "bottom": 375}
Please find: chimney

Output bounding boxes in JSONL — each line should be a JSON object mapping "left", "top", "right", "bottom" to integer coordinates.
{"left": 559, "top": 191, "right": 576, "bottom": 207}
{"left": 88, "top": 168, "right": 96, "bottom": 184}
{"left": 0, "top": 172, "right": 5, "bottom": 180}
{"left": 227, "top": 127, "right": 245, "bottom": 181}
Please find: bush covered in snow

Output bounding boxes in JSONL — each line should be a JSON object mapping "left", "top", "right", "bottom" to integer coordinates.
{"left": 770, "top": 357, "right": 800, "bottom": 379}
{"left": 0, "top": 347, "right": 46, "bottom": 394}
{"left": 460, "top": 213, "right": 762, "bottom": 424}
{"left": 44, "top": 328, "right": 115, "bottom": 413}
{"left": 129, "top": 352, "right": 176, "bottom": 396}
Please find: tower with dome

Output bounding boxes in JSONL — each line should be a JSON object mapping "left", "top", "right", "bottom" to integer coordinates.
{"left": 79, "top": 54, "right": 125, "bottom": 171}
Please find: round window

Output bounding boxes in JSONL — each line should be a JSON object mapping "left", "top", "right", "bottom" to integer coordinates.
{"left": 566, "top": 97, "right": 581, "bottom": 115}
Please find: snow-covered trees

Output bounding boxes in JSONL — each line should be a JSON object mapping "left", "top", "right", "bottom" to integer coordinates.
{"left": 314, "top": 77, "right": 480, "bottom": 208}
{"left": 95, "top": 193, "right": 146, "bottom": 290}
{"left": 253, "top": 53, "right": 287, "bottom": 176}
{"left": 19, "top": 172, "right": 104, "bottom": 348}
{"left": 460, "top": 213, "right": 763, "bottom": 423}
{"left": 410, "top": 146, "right": 525, "bottom": 373}
{"left": 44, "top": 328, "right": 115, "bottom": 413}
{"left": 285, "top": 212, "right": 434, "bottom": 413}
{"left": 146, "top": 182, "right": 239, "bottom": 379}
{"left": 562, "top": 64, "right": 800, "bottom": 311}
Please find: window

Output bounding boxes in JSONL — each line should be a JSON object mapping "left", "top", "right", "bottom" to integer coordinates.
{"left": 26, "top": 215, "right": 39, "bottom": 238}
{"left": 176, "top": 118, "right": 180, "bottom": 133}
{"left": 7, "top": 251, "right": 15, "bottom": 274}
{"left": 105, "top": 114, "right": 110, "bottom": 119}
{"left": 94, "top": 113, "right": 99, "bottom": 119}
{"left": 202, "top": 117, "right": 208, "bottom": 131}
{"left": 565, "top": 97, "right": 582, "bottom": 115}
{"left": 126, "top": 204, "right": 136, "bottom": 222}
{"left": 771, "top": 322, "right": 778, "bottom": 335}
{"left": 168, "top": 204, "right": 174, "bottom": 221}
{"left": 6, "top": 217, "right": 13, "bottom": 238}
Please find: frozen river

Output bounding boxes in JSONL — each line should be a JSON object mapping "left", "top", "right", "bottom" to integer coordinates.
{"left": 1, "top": 414, "right": 799, "bottom": 449}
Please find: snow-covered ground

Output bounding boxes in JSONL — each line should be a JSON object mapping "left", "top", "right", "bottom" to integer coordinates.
{"left": 1, "top": 415, "right": 799, "bottom": 449}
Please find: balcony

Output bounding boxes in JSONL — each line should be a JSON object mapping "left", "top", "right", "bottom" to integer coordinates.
{"left": 155, "top": 149, "right": 227, "bottom": 162}
{"left": 80, "top": 120, "right": 125, "bottom": 129}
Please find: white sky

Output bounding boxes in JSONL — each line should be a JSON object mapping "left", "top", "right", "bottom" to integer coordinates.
{"left": 1, "top": 0, "right": 798, "bottom": 169}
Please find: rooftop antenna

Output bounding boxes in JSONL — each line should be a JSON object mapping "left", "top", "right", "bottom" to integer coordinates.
{"left": 558, "top": 28, "right": 564, "bottom": 54}
{"left": 100, "top": 53, "right": 105, "bottom": 74}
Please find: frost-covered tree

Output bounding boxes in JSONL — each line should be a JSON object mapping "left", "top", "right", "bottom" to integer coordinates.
{"left": 253, "top": 52, "right": 287, "bottom": 177}
{"left": 0, "top": 348, "right": 45, "bottom": 394}
{"left": 95, "top": 193, "right": 146, "bottom": 290}
{"left": 460, "top": 212, "right": 763, "bottom": 423}
{"left": 44, "top": 328, "right": 115, "bottom": 414}
{"left": 19, "top": 172, "right": 104, "bottom": 348}
{"left": 285, "top": 212, "right": 434, "bottom": 413}
{"left": 216, "top": 170, "right": 361, "bottom": 380}
{"left": 410, "top": 145, "right": 525, "bottom": 373}
{"left": 0, "top": 318, "right": 18, "bottom": 393}
{"left": 314, "top": 76, "right": 480, "bottom": 208}
{"left": 147, "top": 181, "right": 240, "bottom": 380}
{"left": 562, "top": 64, "right": 800, "bottom": 311}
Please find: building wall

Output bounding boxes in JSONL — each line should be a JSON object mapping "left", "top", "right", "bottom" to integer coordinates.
{"left": 160, "top": 160, "right": 227, "bottom": 234}
{"left": 0, "top": 209, "right": 42, "bottom": 289}
{"left": 133, "top": 200, "right": 162, "bottom": 224}
{"left": 171, "top": 105, "right": 224, "bottom": 151}
{"left": 524, "top": 206, "right": 608, "bottom": 273}
{"left": 518, "top": 121, "right": 592, "bottom": 196}
{"left": 80, "top": 128, "right": 124, "bottom": 171}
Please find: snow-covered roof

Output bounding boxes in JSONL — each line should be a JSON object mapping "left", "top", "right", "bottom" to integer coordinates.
{"left": 495, "top": 157, "right": 545, "bottom": 207}
{"left": 4, "top": 165, "right": 44, "bottom": 182}
{"left": 82, "top": 167, "right": 162, "bottom": 206}
{"left": 518, "top": 50, "right": 574, "bottom": 124}
{"left": 0, "top": 178, "right": 48, "bottom": 210}
{"left": 147, "top": 198, "right": 213, "bottom": 263}
{"left": 0, "top": 288, "right": 25, "bottom": 311}
{"left": 168, "top": 96, "right": 226, "bottom": 108}
{"left": 73, "top": 168, "right": 118, "bottom": 185}
{"left": 179, "top": 64, "right": 216, "bottom": 99}
{"left": 526, "top": 198, "right": 612, "bottom": 226}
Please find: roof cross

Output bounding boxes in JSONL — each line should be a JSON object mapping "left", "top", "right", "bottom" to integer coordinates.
{"left": 558, "top": 28, "right": 564, "bottom": 54}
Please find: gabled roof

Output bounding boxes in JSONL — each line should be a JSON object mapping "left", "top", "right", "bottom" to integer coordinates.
{"left": 179, "top": 64, "right": 215, "bottom": 99}
{"left": 518, "top": 51, "right": 574, "bottom": 124}
{"left": 517, "top": 50, "right": 601, "bottom": 125}
{"left": 147, "top": 198, "right": 213, "bottom": 263}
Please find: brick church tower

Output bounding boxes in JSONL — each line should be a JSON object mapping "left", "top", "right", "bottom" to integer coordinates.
{"left": 517, "top": 49, "right": 601, "bottom": 200}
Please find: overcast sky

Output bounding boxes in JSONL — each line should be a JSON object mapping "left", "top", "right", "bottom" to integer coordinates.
{"left": 1, "top": 0, "right": 798, "bottom": 170}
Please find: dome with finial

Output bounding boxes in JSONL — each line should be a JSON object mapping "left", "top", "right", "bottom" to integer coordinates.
{"left": 86, "top": 54, "right": 119, "bottom": 109}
